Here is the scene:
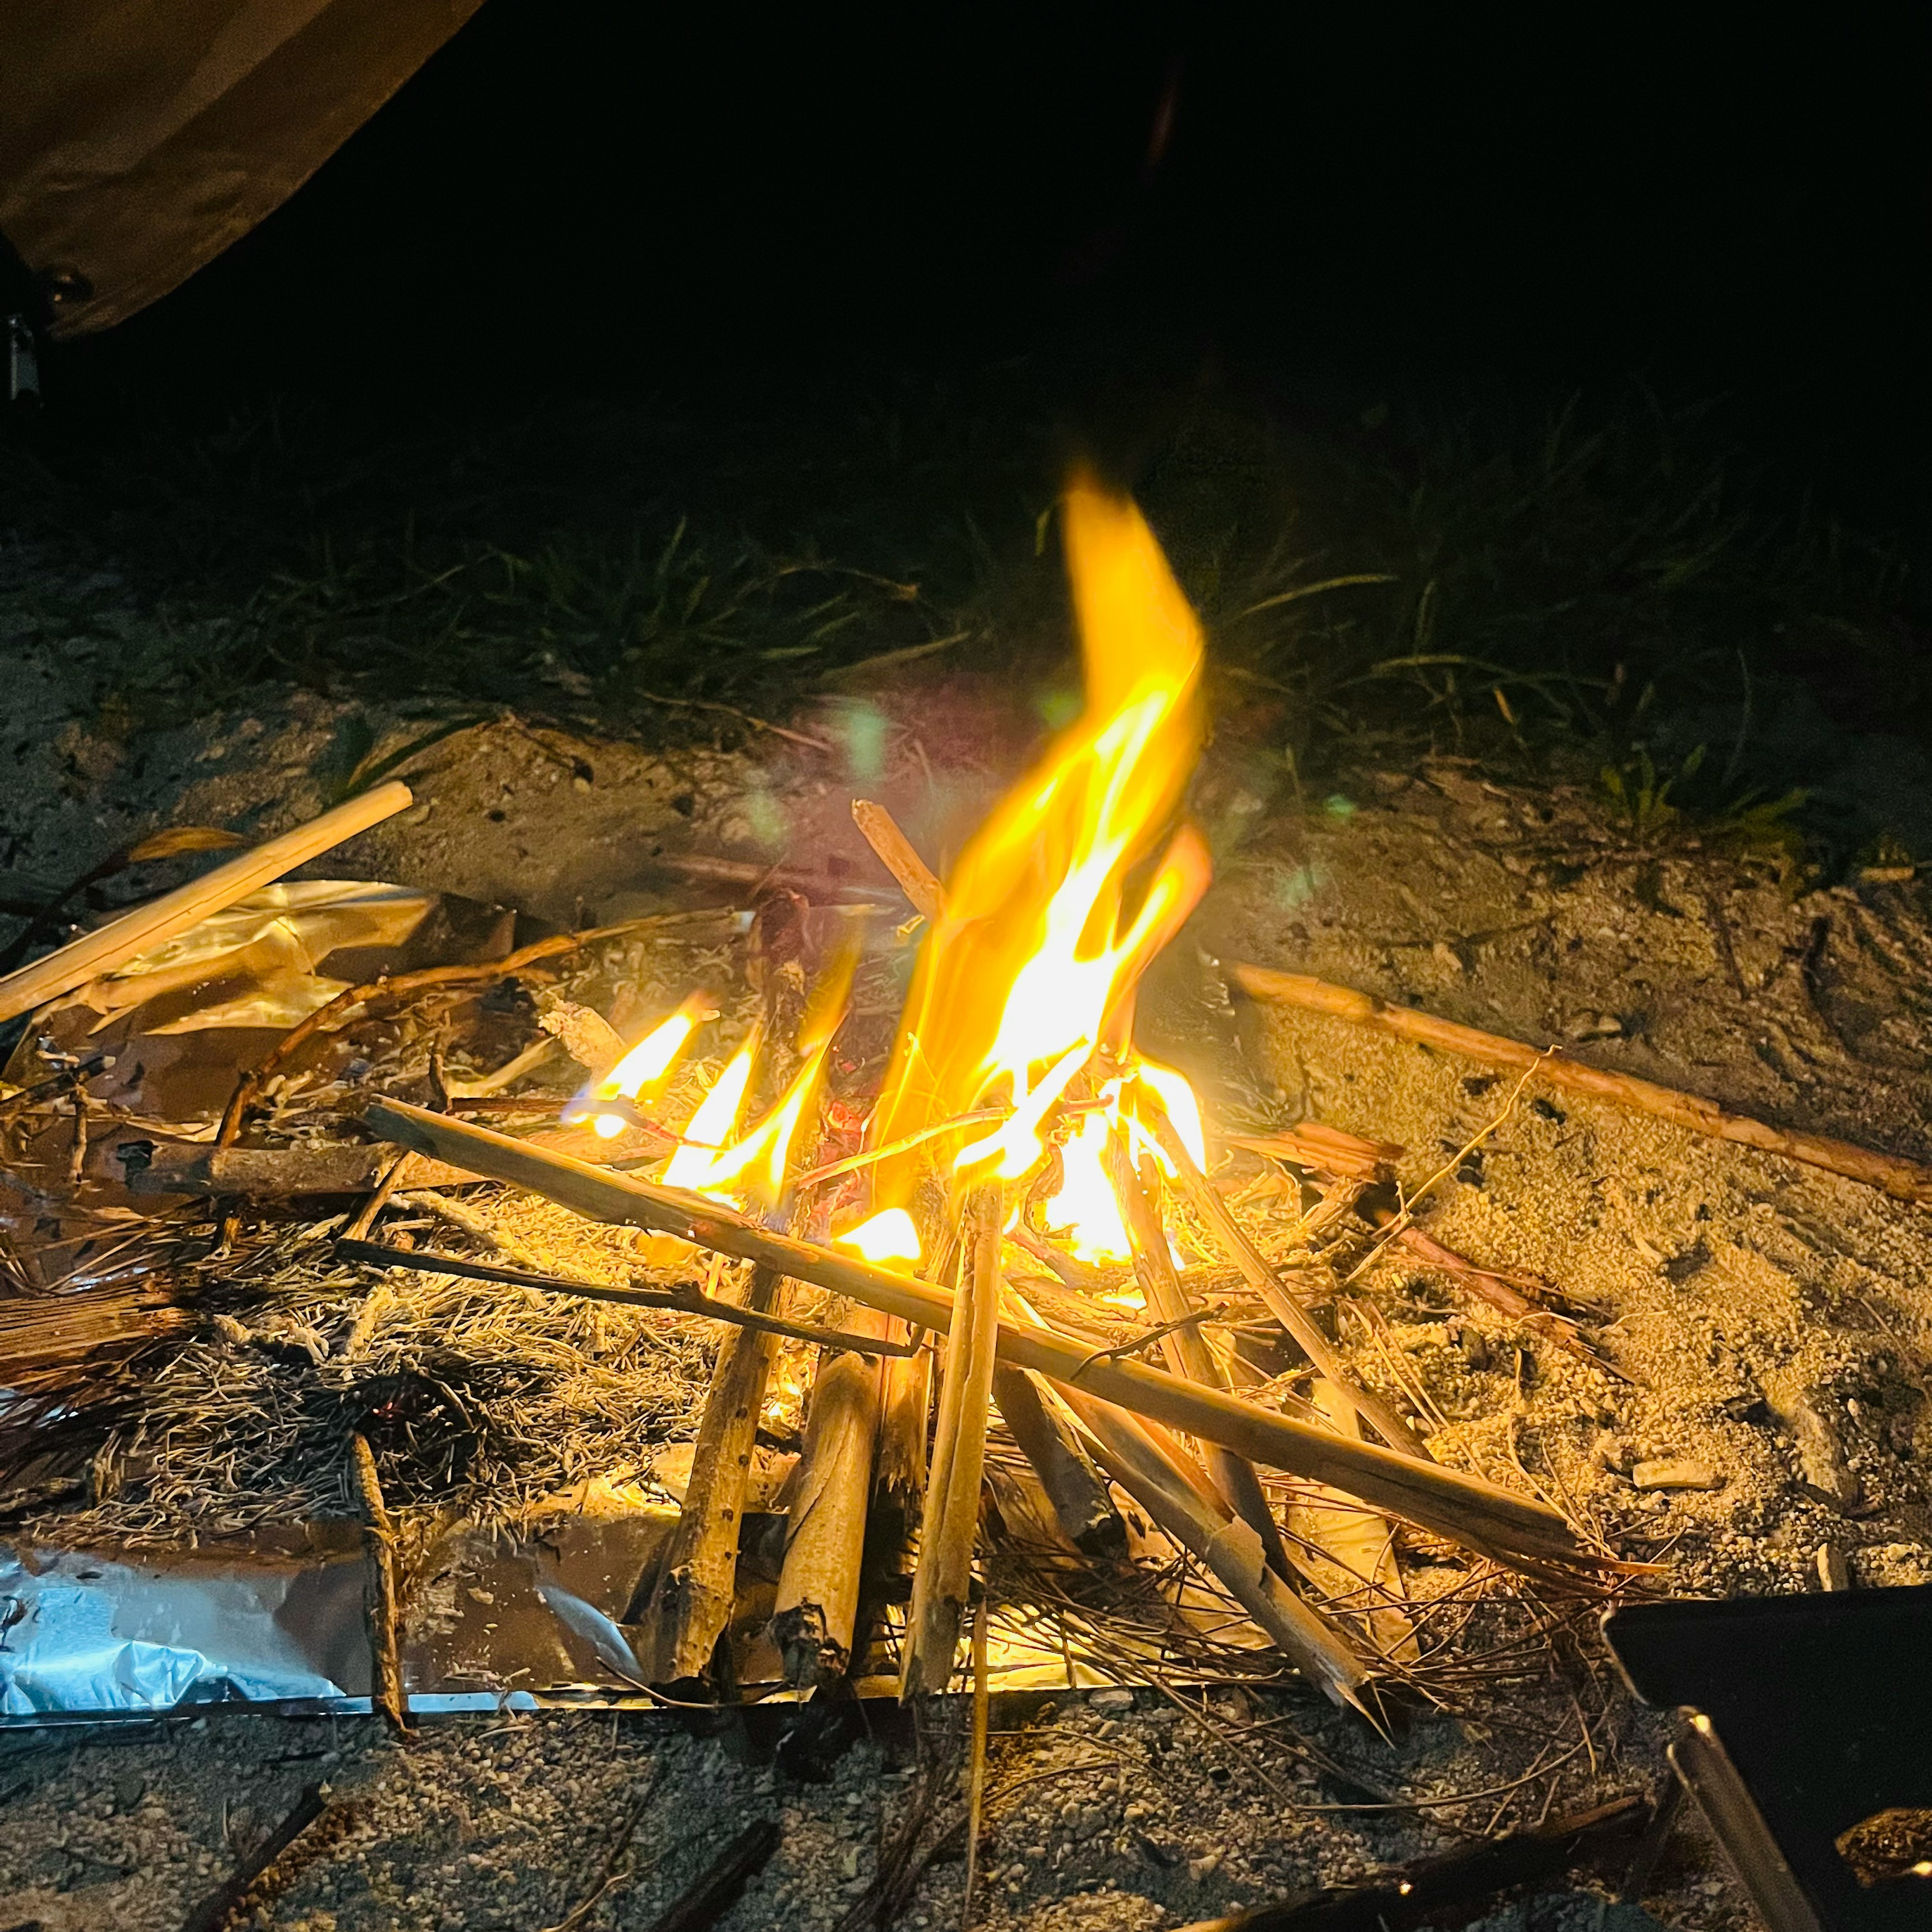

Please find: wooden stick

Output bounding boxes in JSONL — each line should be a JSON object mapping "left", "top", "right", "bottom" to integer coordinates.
{"left": 0, "top": 782, "right": 413, "bottom": 1025}
{"left": 1144, "top": 1110, "right": 1431, "bottom": 1461}
{"left": 635, "top": 1262, "right": 788, "bottom": 1686}
{"left": 1233, "top": 960, "right": 1932, "bottom": 1207}
{"left": 361, "top": 1103, "right": 1592, "bottom": 1571}
{"left": 1117, "top": 1146, "right": 1293, "bottom": 1579}
{"left": 641, "top": 1817, "right": 783, "bottom": 1932}
{"left": 348, "top": 1431, "right": 409, "bottom": 1735}
{"left": 1059, "top": 1381, "right": 1371, "bottom": 1712}
{"left": 963, "top": 1592, "right": 991, "bottom": 1929}
{"left": 771, "top": 1317, "right": 883, "bottom": 1686}
{"left": 873, "top": 1321, "right": 931, "bottom": 1551}
{"left": 851, "top": 798, "right": 946, "bottom": 921}
{"left": 645, "top": 852, "right": 898, "bottom": 905}
{"left": 902, "top": 1184, "right": 1004, "bottom": 1695}
{"left": 990, "top": 1362, "right": 1127, "bottom": 1560}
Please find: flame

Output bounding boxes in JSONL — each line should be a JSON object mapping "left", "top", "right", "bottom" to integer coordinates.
{"left": 871, "top": 477, "right": 1211, "bottom": 1203}
{"left": 837, "top": 1206, "right": 923, "bottom": 1264}
{"left": 568, "top": 995, "right": 710, "bottom": 1139}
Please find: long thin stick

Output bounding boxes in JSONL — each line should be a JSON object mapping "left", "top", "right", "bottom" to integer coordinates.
{"left": 771, "top": 1316, "right": 883, "bottom": 1685}
{"left": 1145, "top": 1110, "right": 1431, "bottom": 1461}
{"left": 1117, "top": 1146, "right": 1292, "bottom": 1578}
{"left": 361, "top": 1103, "right": 1591, "bottom": 1571}
{"left": 0, "top": 782, "right": 413, "bottom": 1025}
{"left": 1233, "top": 960, "right": 1932, "bottom": 1207}
{"left": 902, "top": 1185, "right": 1004, "bottom": 1695}
{"left": 962, "top": 1592, "right": 991, "bottom": 1930}
{"left": 349, "top": 1431, "right": 409, "bottom": 1735}
{"left": 990, "top": 1362, "right": 1126, "bottom": 1559}
{"left": 635, "top": 1262, "right": 788, "bottom": 1686}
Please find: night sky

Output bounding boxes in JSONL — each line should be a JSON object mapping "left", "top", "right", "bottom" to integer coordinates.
{"left": 55, "top": 7, "right": 1931, "bottom": 516}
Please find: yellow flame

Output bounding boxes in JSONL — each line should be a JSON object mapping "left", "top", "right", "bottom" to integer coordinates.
{"left": 1042, "top": 1103, "right": 1134, "bottom": 1262}
{"left": 871, "top": 477, "right": 1210, "bottom": 1201}
{"left": 567, "top": 994, "right": 710, "bottom": 1138}
{"left": 661, "top": 1037, "right": 759, "bottom": 1194}
{"left": 836, "top": 1206, "right": 923, "bottom": 1264}
{"left": 1134, "top": 1057, "right": 1206, "bottom": 1169}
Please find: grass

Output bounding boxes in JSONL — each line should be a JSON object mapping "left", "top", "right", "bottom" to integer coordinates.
{"left": 2, "top": 370, "right": 1920, "bottom": 862}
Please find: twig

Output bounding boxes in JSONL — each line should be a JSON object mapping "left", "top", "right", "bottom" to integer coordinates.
{"left": 334, "top": 1239, "right": 919, "bottom": 1356}
{"left": 851, "top": 798, "right": 946, "bottom": 921}
{"left": 538, "top": 1774, "right": 659, "bottom": 1932}
{"left": 179, "top": 1783, "right": 357, "bottom": 1932}
{"left": 349, "top": 1431, "right": 410, "bottom": 1735}
{"left": 1142, "top": 1107, "right": 1431, "bottom": 1461}
{"left": 1233, "top": 960, "right": 1932, "bottom": 1206}
{"left": 632, "top": 688, "right": 833, "bottom": 751}
{"left": 962, "top": 1593, "right": 991, "bottom": 1931}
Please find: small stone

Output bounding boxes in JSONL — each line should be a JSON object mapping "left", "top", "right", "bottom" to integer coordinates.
{"left": 1632, "top": 1458, "right": 1723, "bottom": 1491}
{"left": 1816, "top": 1544, "right": 1852, "bottom": 1591}
{"left": 1188, "top": 1849, "right": 1224, "bottom": 1881}
{"left": 1590, "top": 1432, "right": 1632, "bottom": 1475}
{"left": 1087, "top": 1687, "right": 1134, "bottom": 1713}
{"left": 572, "top": 775, "right": 592, "bottom": 793}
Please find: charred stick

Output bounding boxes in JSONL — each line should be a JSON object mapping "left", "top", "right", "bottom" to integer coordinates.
{"left": 991, "top": 1361, "right": 1127, "bottom": 1560}
{"left": 348, "top": 1432, "right": 409, "bottom": 1735}
{"left": 360, "top": 1104, "right": 1593, "bottom": 1573}
{"left": 903, "top": 1184, "right": 1004, "bottom": 1695}
{"left": 636, "top": 1262, "right": 790, "bottom": 1686}
{"left": 872, "top": 1319, "right": 931, "bottom": 1560}
{"left": 1117, "top": 1147, "right": 1292, "bottom": 1579}
{"left": 1171, "top": 1792, "right": 1650, "bottom": 1930}
{"left": 1234, "top": 960, "right": 1932, "bottom": 1207}
{"left": 179, "top": 1782, "right": 353, "bottom": 1932}
{"left": 645, "top": 851, "right": 897, "bottom": 905}
{"left": 1144, "top": 1110, "right": 1431, "bottom": 1462}
{"left": 122, "top": 1143, "right": 474, "bottom": 1197}
{"left": 850, "top": 797, "right": 946, "bottom": 922}
{"left": 772, "top": 1313, "right": 884, "bottom": 1686}
{"left": 335, "top": 1240, "right": 918, "bottom": 1357}
{"left": 641, "top": 1817, "right": 784, "bottom": 1932}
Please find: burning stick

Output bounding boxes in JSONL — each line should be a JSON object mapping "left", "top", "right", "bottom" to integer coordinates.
{"left": 0, "top": 781, "right": 413, "bottom": 1025}
{"left": 902, "top": 1185, "right": 1004, "bottom": 1695}
{"left": 1233, "top": 961, "right": 1932, "bottom": 1207}
{"left": 363, "top": 1103, "right": 1594, "bottom": 1574}
{"left": 348, "top": 1431, "right": 409, "bottom": 1734}
{"left": 1144, "top": 1110, "right": 1431, "bottom": 1461}
{"left": 635, "top": 1260, "right": 790, "bottom": 1686}
{"left": 873, "top": 1324, "right": 931, "bottom": 1547}
{"left": 1116, "top": 1147, "right": 1292, "bottom": 1579}
{"left": 771, "top": 1314, "right": 883, "bottom": 1686}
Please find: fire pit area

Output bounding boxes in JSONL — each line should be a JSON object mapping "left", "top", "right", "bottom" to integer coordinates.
{"left": 4, "top": 481, "right": 1931, "bottom": 1930}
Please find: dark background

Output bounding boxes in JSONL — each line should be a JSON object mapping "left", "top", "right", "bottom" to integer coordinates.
{"left": 51, "top": 6, "right": 1929, "bottom": 520}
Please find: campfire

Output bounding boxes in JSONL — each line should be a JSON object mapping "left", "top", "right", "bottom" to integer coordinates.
{"left": 8, "top": 470, "right": 1932, "bottom": 1918}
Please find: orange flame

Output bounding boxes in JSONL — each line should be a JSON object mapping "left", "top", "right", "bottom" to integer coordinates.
{"left": 870, "top": 477, "right": 1211, "bottom": 1206}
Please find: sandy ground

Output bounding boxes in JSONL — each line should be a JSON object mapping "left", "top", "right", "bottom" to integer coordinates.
{"left": 12, "top": 534, "right": 1932, "bottom": 1927}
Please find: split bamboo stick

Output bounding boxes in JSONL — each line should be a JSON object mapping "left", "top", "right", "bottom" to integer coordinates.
{"left": 363, "top": 1102, "right": 1591, "bottom": 1572}
{"left": 0, "top": 782, "right": 413, "bottom": 1025}
{"left": 1233, "top": 960, "right": 1932, "bottom": 1207}
{"left": 872, "top": 1323, "right": 930, "bottom": 1549}
{"left": 1060, "top": 1383, "right": 1371, "bottom": 1712}
{"left": 990, "top": 1361, "right": 1127, "bottom": 1559}
{"left": 901, "top": 1185, "right": 1004, "bottom": 1695}
{"left": 1145, "top": 1110, "right": 1431, "bottom": 1461}
{"left": 1116, "top": 1147, "right": 1292, "bottom": 1579}
{"left": 771, "top": 1313, "right": 883, "bottom": 1686}
{"left": 634, "top": 1262, "right": 788, "bottom": 1685}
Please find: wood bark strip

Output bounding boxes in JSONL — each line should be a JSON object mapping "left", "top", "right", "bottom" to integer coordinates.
{"left": 1144, "top": 1110, "right": 1432, "bottom": 1461}
{"left": 771, "top": 1315, "right": 883, "bottom": 1686}
{"left": 1232, "top": 960, "right": 1932, "bottom": 1207}
{"left": 0, "top": 782, "right": 413, "bottom": 1025}
{"left": 901, "top": 1185, "right": 1003, "bottom": 1695}
{"left": 635, "top": 1262, "right": 787, "bottom": 1685}
{"left": 363, "top": 1102, "right": 1591, "bottom": 1574}
{"left": 348, "top": 1431, "right": 409, "bottom": 1734}
{"left": 1117, "top": 1149, "right": 1292, "bottom": 1579}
